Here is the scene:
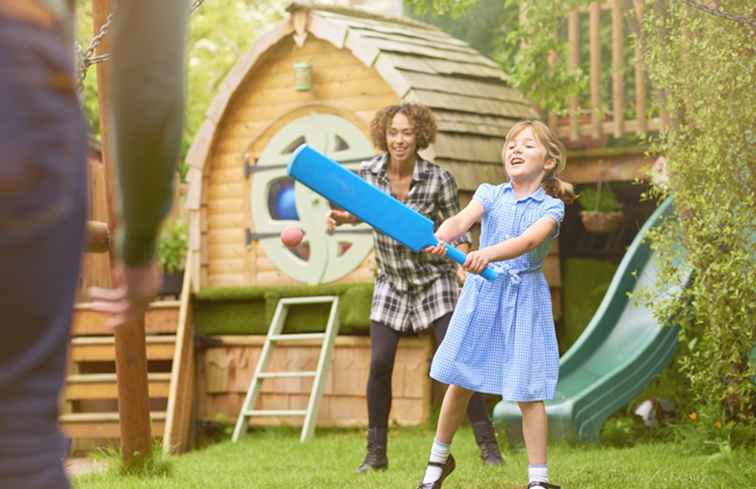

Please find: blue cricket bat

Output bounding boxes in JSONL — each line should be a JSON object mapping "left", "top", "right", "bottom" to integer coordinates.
{"left": 288, "top": 145, "right": 498, "bottom": 282}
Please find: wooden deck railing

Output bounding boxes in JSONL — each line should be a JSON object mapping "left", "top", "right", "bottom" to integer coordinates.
{"left": 548, "top": 0, "right": 668, "bottom": 144}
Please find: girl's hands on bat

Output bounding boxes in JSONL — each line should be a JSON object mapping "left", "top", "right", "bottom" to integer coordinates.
{"left": 463, "top": 247, "right": 495, "bottom": 274}
{"left": 326, "top": 209, "right": 357, "bottom": 234}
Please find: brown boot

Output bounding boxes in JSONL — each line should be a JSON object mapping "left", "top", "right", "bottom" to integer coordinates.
{"left": 472, "top": 421, "right": 503, "bottom": 465}
{"left": 356, "top": 427, "right": 388, "bottom": 473}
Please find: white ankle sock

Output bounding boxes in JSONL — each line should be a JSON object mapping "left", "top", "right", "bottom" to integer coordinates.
{"left": 528, "top": 464, "right": 549, "bottom": 487}
{"left": 422, "top": 439, "right": 450, "bottom": 484}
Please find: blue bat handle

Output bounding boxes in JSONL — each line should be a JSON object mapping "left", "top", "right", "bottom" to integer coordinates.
{"left": 444, "top": 244, "right": 499, "bottom": 282}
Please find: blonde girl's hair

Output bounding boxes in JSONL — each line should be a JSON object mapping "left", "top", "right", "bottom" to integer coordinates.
{"left": 504, "top": 120, "right": 576, "bottom": 204}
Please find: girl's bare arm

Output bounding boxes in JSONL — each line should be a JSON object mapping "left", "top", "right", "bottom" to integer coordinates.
{"left": 435, "top": 200, "right": 484, "bottom": 242}
{"left": 462, "top": 217, "right": 557, "bottom": 273}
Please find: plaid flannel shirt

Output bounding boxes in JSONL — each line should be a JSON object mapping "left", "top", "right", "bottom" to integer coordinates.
{"left": 359, "top": 154, "right": 471, "bottom": 333}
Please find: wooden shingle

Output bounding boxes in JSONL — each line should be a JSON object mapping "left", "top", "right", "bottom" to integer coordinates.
{"left": 437, "top": 160, "right": 506, "bottom": 191}
{"left": 367, "top": 38, "right": 499, "bottom": 67}
{"left": 354, "top": 30, "right": 483, "bottom": 56}
{"left": 433, "top": 133, "right": 505, "bottom": 165}
{"left": 400, "top": 72, "right": 529, "bottom": 104}
{"left": 408, "top": 90, "right": 537, "bottom": 120}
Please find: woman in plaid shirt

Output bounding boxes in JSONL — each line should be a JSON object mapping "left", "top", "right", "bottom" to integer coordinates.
{"left": 327, "top": 104, "right": 503, "bottom": 473}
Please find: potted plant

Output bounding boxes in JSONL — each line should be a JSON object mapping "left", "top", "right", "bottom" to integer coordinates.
{"left": 157, "top": 219, "right": 188, "bottom": 297}
{"left": 577, "top": 183, "right": 624, "bottom": 233}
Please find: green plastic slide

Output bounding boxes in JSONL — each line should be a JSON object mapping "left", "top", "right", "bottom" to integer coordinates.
{"left": 493, "top": 199, "right": 688, "bottom": 443}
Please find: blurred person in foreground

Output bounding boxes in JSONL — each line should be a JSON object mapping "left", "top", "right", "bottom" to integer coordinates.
{"left": 0, "top": 2, "right": 189, "bottom": 488}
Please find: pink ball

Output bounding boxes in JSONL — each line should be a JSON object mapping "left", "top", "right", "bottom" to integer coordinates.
{"left": 280, "top": 226, "right": 305, "bottom": 248}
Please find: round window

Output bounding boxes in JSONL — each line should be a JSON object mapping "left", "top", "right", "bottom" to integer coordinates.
{"left": 250, "top": 113, "right": 374, "bottom": 284}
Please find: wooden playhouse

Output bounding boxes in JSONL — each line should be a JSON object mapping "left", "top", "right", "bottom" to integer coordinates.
{"left": 181, "top": 1, "right": 564, "bottom": 431}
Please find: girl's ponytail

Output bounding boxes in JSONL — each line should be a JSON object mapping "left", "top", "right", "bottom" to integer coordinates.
{"left": 543, "top": 174, "right": 576, "bottom": 204}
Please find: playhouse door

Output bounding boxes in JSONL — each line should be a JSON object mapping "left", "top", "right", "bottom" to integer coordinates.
{"left": 251, "top": 113, "right": 374, "bottom": 285}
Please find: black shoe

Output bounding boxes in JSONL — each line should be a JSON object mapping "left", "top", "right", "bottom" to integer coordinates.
{"left": 472, "top": 421, "right": 503, "bottom": 465}
{"left": 527, "top": 482, "right": 560, "bottom": 489}
{"left": 416, "top": 453, "right": 456, "bottom": 489}
{"left": 356, "top": 427, "right": 388, "bottom": 473}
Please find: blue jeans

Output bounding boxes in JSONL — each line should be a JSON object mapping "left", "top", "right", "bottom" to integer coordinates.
{"left": 0, "top": 16, "right": 87, "bottom": 489}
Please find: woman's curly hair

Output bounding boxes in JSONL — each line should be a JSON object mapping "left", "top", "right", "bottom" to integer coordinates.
{"left": 369, "top": 103, "right": 437, "bottom": 152}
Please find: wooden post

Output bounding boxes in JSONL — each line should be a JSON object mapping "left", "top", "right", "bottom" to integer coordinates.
{"left": 92, "top": 0, "right": 116, "bottom": 229}
{"left": 653, "top": 0, "right": 670, "bottom": 130}
{"left": 85, "top": 220, "right": 110, "bottom": 253}
{"left": 113, "top": 322, "right": 153, "bottom": 465}
{"left": 567, "top": 10, "right": 580, "bottom": 141}
{"left": 634, "top": 0, "right": 647, "bottom": 134}
{"left": 547, "top": 49, "right": 558, "bottom": 132}
{"left": 589, "top": 2, "right": 602, "bottom": 140}
{"left": 611, "top": 0, "right": 625, "bottom": 138}
{"left": 92, "top": 0, "right": 153, "bottom": 466}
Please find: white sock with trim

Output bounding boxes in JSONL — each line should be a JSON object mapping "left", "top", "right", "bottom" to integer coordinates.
{"left": 422, "top": 439, "right": 450, "bottom": 484}
{"left": 528, "top": 464, "right": 549, "bottom": 488}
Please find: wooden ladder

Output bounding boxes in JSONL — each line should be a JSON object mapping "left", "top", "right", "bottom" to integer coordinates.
{"left": 232, "top": 296, "right": 340, "bottom": 443}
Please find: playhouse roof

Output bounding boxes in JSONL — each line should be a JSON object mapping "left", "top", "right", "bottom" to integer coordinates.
{"left": 186, "top": 1, "right": 537, "bottom": 192}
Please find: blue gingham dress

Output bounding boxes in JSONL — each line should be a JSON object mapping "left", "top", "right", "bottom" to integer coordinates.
{"left": 430, "top": 183, "right": 565, "bottom": 401}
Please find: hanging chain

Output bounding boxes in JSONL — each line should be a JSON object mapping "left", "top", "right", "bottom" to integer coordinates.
{"left": 76, "top": 0, "right": 207, "bottom": 90}
{"left": 76, "top": 11, "right": 113, "bottom": 88}
{"left": 190, "top": 0, "right": 206, "bottom": 14}
{"left": 680, "top": 0, "right": 756, "bottom": 30}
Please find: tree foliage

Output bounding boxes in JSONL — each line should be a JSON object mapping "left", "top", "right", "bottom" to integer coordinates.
{"left": 405, "top": 0, "right": 479, "bottom": 17}
{"left": 639, "top": 0, "right": 755, "bottom": 444}
{"left": 409, "top": 0, "right": 589, "bottom": 112}
{"left": 407, "top": 0, "right": 515, "bottom": 60}
{"left": 183, "top": 1, "right": 285, "bottom": 168}
{"left": 75, "top": 0, "right": 285, "bottom": 173}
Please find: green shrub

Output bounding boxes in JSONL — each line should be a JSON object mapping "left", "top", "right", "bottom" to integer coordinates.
{"left": 157, "top": 220, "right": 188, "bottom": 274}
{"left": 669, "top": 403, "right": 756, "bottom": 455}
{"left": 576, "top": 186, "right": 622, "bottom": 213}
{"left": 638, "top": 0, "right": 756, "bottom": 447}
{"left": 600, "top": 415, "right": 656, "bottom": 447}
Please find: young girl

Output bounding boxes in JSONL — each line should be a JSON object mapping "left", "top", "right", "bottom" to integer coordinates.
{"left": 415, "top": 120, "right": 574, "bottom": 489}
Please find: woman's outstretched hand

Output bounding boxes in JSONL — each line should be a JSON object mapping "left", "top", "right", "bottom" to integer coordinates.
{"left": 423, "top": 239, "right": 447, "bottom": 256}
{"left": 423, "top": 228, "right": 461, "bottom": 256}
{"left": 326, "top": 209, "right": 357, "bottom": 234}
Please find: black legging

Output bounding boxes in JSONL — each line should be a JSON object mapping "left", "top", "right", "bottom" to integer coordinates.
{"left": 367, "top": 312, "right": 489, "bottom": 428}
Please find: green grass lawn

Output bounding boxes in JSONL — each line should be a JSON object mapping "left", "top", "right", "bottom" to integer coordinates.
{"left": 74, "top": 426, "right": 754, "bottom": 489}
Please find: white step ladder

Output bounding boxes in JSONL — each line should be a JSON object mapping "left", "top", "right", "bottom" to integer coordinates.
{"left": 232, "top": 296, "right": 340, "bottom": 443}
